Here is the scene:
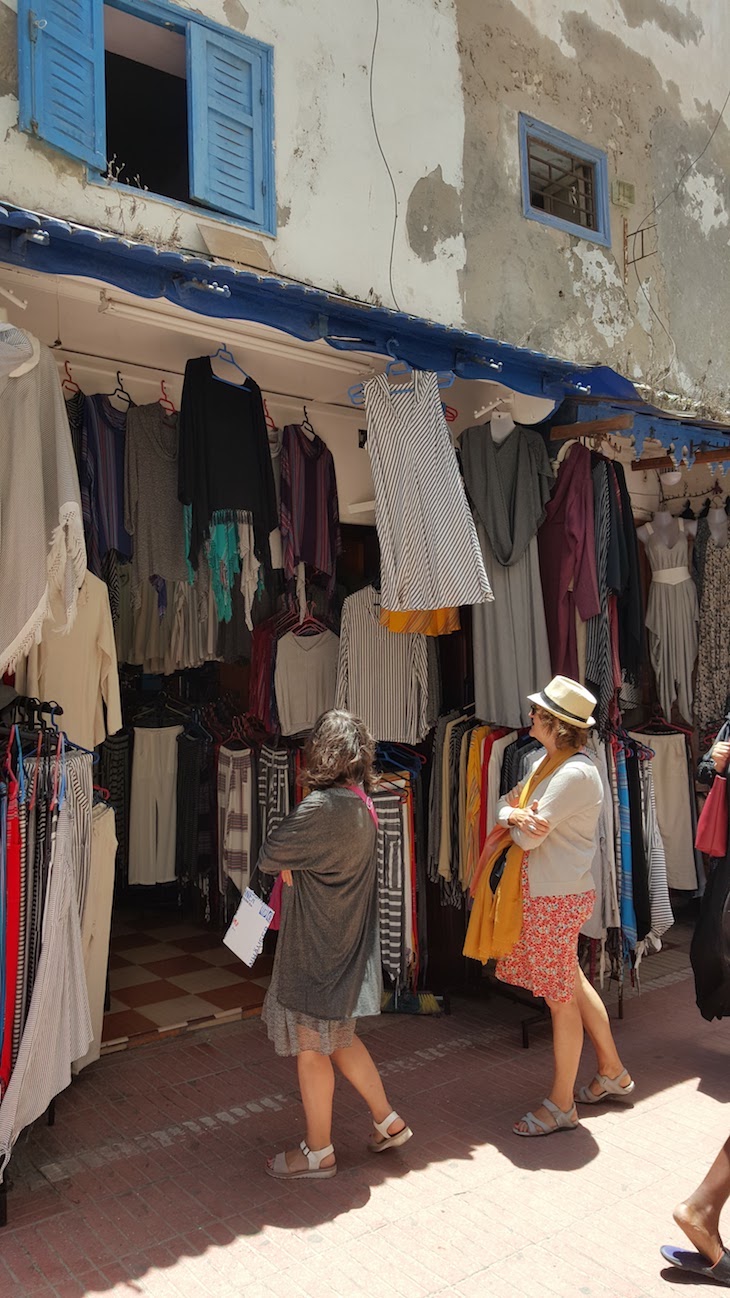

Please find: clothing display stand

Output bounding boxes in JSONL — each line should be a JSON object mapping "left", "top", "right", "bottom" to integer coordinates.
{"left": 0, "top": 695, "right": 91, "bottom": 1229}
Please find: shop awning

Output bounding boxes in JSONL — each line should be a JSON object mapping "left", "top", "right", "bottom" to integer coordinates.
{"left": 551, "top": 396, "right": 730, "bottom": 460}
{"left": 0, "top": 203, "right": 639, "bottom": 405}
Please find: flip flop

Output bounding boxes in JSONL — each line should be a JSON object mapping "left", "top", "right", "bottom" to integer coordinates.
{"left": 660, "top": 1245, "right": 730, "bottom": 1287}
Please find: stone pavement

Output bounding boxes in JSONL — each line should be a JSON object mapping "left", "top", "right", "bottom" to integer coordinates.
{"left": 1, "top": 927, "right": 728, "bottom": 1298}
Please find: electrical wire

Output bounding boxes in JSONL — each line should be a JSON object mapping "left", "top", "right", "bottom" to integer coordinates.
{"left": 631, "top": 83, "right": 730, "bottom": 366}
{"left": 369, "top": 0, "right": 402, "bottom": 311}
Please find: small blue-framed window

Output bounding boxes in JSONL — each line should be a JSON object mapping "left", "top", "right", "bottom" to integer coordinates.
{"left": 518, "top": 115, "right": 610, "bottom": 248}
{"left": 17, "top": 0, "right": 276, "bottom": 236}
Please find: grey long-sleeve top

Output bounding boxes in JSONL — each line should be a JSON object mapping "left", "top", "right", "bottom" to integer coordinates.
{"left": 257, "top": 786, "right": 379, "bottom": 1019}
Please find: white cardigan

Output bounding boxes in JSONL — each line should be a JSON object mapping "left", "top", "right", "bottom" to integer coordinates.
{"left": 497, "top": 751, "right": 603, "bottom": 897}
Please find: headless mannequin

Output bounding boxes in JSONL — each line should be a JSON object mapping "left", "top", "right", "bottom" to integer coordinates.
{"left": 707, "top": 506, "right": 728, "bottom": 546}
{"left": 637, "top": 508, "right": 697, "bottom": 546}
{"left": 490, "top": 409, "right": 516, "bottom": 444}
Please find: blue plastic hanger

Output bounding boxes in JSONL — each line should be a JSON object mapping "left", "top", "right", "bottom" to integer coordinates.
{"left": 209, "top": 344, "right": 249, "bottom": 387}
{"left": 349, "top": 362, "right": 454, "bottom": 407}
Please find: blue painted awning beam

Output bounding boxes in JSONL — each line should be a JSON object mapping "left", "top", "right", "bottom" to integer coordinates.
{"left": 0, "top": 202, "right": 640, "bottom": 404}
{"left": 566, "top": 399, "right": 730, "bottom": 458}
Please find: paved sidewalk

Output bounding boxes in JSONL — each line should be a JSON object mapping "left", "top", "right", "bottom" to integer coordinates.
{"left": 1, "top": 931, "right": 728, "bottom": 1298}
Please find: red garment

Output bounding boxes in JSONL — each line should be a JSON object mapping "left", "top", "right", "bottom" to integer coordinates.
{"left": 248, "top": 618, "right": 278, "bottom": 732}
{"left": 478, "top": 728, "right": 509, "bottom": 853}
{"left": 496, "top": 856, "right": 596, "bottom": 1003}
{"left": 538, "top": 443, "right": 600, "bottom": 679}
{"left": 0, "top": 776, "right": 20, "bottom": 1098}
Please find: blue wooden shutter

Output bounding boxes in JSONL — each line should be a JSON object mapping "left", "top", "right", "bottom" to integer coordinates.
{"left": 187, "top": 24, "right": 267, "bottom": 227}
{"left": 17, "top": 0, "right": 106, "bottom": 170}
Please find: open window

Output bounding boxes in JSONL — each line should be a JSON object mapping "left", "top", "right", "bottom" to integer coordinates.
{"left": 17, "top": 0, "right": 275, "bottom": 234}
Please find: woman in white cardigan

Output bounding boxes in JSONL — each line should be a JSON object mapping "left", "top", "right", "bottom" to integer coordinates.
{"left": 496, "top": 676, "right": 634, "bottom": 1137}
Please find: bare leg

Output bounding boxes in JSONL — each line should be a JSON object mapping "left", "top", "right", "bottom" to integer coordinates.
{"left": 574, "top": 967, "right": 632, "bottom": 1095}
{"left": 269, "top": 1050, "right": 336, "bottom": 1172}
{"left": 514, "top": 995, "right": 582, "bottom": 1133}
{"left": 332, "top": 1033, "right": 405, "bottom": 1143}
{"left": 674, "top": 1137, "right": 730, "bottom": 1266}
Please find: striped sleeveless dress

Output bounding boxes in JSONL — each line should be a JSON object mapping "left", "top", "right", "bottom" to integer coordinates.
{"left": 364, "top": 371, "right": 493, "bottom": 613}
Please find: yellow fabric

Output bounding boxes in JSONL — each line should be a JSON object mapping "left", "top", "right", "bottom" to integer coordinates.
{"left": 381, "top": 607, "right": 461, "bottom": 636}
{"left": 463, "top": 726, "right": 490, "bottom": 891}
{"left": 463, "top": 748, "right": 575, "bottom": 964}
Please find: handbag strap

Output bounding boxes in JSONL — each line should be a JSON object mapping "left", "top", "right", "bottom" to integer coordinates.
{"left": 346, "top": 784, "right": 379, "bottom": 829}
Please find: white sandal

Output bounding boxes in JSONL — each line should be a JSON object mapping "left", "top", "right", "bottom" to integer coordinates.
{"left": 575, "top": 1069, "right": 635, "bottom": 1106}
{"left": 514, "top": 1098, "right": 579, "bottom": 1138}
{"left": 368, "top": 1110, "right": 413, "bottom": 1153}
{"left": 266, "top": 1140, "right": 337, "bottom": 1179}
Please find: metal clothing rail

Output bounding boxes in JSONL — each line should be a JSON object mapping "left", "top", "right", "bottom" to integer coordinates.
{"left": 52, "top": 346, "right": 363, "bottom": 417}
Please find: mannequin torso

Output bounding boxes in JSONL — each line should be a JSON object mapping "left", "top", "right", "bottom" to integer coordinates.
{"left": 637, "top": 511, "right": 697, "bottom": 546}
{"left": 490, "top": 410, "right": 516, "bottom": 444}
{"left": 707, "top": 506, "right": 728, "bottom": 546}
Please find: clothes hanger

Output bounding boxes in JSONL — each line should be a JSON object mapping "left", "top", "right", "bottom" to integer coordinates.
{"left": 263, "top": 399, "right": 277, "bottom": 433}
{"left": 61, "top": 361, "right": 80, "bottom": 396}
{"left": 292, "top": 602, "right": 328, "bottom": 636}
{"left": 348, "top": 362, "right": 454, "bottom": 407}
{"left": 209, "top": 343, "right": 249, "bottom": 387}
{"left": 159, "top": 380, "right": 176, "bottom": 415}
{"left": 104, "top": 370, "right": 132, "bottom": 409}
{"left": 301, "top": 405, "right": 316, "bottom": 441}
{"left": 633, "top": 713, "right": 693, "bottom": 740}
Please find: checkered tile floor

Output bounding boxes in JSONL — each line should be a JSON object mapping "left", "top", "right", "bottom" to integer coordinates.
{"left": 104, "top": 915, "right": 272, "bottom": 1051}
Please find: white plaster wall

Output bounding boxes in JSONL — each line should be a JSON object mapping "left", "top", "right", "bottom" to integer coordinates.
{"left": 0, "top": 0, "right": 466, "bottom": 323}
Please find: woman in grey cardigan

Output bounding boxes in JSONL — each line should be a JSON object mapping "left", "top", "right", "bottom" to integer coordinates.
{"left": 260, "top": 710, "right": 412, "bottom": 1179}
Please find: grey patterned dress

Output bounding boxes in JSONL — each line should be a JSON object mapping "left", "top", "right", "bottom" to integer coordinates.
{"left": 695, "top": 537, "right": 730, "bottom": 728}
{"left": 644, "top": 520, "right": 698, "bottom": 723}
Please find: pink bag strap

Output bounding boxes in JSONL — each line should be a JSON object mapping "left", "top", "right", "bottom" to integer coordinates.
{"left": 346, "top": 785, "right": 379, "bottom": 829}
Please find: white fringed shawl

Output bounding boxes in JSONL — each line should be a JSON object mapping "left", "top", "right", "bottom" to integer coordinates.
{"left": 0, "top": 334, "right": 87, "bottom": 675}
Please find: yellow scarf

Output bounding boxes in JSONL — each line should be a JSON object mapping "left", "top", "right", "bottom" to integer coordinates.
{"left": 463, "top": 749, "right": 574, "bottom": 964}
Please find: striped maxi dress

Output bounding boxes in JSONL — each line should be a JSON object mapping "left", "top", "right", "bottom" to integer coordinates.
{"left": 363, "top": 372, "right": 493, "bottom": 613}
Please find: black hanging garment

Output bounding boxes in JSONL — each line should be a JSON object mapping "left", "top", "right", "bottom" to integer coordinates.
{"left": 691, "top": 858, "right": 730, "bottom": 1021}
{"left": 693, "top": 722, "right": 730, "bottom": 1020}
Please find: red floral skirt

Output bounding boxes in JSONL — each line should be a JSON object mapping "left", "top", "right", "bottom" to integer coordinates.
{"left": 496, "top": 857, "right": 595, "bottom": 1004}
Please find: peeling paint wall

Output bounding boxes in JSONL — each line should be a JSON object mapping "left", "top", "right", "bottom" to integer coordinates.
{"left": 0, "top": 0, "right": 466, "bottom": 324}
{"left": 0, "top": 0, "right": 727, "bottom": 411}
{"left": 454, "top": 0, "right": 730, "bottom": 416}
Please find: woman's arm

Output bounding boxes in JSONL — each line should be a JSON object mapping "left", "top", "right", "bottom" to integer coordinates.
{"left": 698, "top": 728, "right": 730, "bottom": 787}
{"left": 504, "top": 764, "right": 600, "bottom": 851}
{"left": 497, "top": 778, "right": 548, "bottom": 842}
{"left": 256, "top": 793, "right": 328, "bottom": 874}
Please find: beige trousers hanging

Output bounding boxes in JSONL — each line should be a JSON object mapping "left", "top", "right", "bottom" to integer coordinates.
{"left": 129, "top": 726, "right": 183, "bottom": 885}
{"left": 73, "top": 803, "right": 118, "bottom": 1074}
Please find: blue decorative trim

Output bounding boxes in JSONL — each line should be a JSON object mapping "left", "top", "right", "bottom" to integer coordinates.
{"left": 0, "top": 202, "right": 643, "bottom": 404}
{"left": 518, "top": 114, "right": 611, "bottom": 248}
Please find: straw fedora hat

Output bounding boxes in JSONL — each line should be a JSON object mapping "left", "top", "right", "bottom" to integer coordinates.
{"left": 527, "top": 676, "right": 597, "bottom": 729}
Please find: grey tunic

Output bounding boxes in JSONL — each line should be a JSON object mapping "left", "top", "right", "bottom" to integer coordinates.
{"left": 461, "top": 424, "right": 553, "bottom": 728}
{"left": 257, "top": 786, "right": 380, "bottom": 1021}
{"left": 644, "top": 520, "right": 698, "bottom": 724}
{"left": 124, "top": 403, "right": 189, "bottom": 598}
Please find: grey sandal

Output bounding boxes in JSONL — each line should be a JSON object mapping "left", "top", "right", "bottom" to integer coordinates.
{"left": 514, "top": 1098, "right": 579, "bottom": 1137}
{"left": 266, "top": 1140, "right": 337, "bottom": 1179}
{"left": 575, "top": 1069, "right": 635, "bottom": 1105}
